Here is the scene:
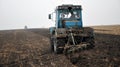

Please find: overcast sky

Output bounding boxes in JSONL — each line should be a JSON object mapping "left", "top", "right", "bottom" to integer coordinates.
{"left": 0, "top": 0, "right": 120, "bottom": 30}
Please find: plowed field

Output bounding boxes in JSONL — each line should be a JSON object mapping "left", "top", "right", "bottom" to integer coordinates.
{"left": 0, "top": 25, "right": 120, "bottom": 67}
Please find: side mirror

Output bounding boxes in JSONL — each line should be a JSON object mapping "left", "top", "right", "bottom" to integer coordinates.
{"left": 48, "top": 14, "right": 51, "bottom": 19}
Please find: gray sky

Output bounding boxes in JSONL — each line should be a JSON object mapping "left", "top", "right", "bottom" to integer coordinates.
{"left": 0, "top": 0, "right": 120, "bottom": 30}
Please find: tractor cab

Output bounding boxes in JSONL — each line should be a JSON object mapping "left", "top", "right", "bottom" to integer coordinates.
{"left": 49, "top": 5, "right": 83, "bottom": 29}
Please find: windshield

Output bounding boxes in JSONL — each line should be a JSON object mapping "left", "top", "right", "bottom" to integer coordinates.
{"left": 60, "top": 10, "right": 80, "bottom": 19}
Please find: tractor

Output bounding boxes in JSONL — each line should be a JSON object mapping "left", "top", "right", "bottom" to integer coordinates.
{"left": 49, "top": 4, "right": 94, "bottom": 54}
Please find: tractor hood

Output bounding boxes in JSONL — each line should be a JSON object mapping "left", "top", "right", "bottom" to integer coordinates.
{"left": 63, "top": 20, "right": 82, "bottom": 28}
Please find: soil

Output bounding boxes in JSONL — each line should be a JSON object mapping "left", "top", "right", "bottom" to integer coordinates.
{"left": 0, "top": 25, "right": 120, "bottom": 67}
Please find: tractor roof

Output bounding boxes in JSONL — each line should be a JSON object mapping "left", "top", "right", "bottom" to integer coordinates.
{"left": 56, "top": 4, "right": 82, "bottom": 10}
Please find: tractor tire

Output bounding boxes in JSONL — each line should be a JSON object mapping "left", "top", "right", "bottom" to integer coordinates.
{"left": 53, "top": 39, "right": 64, "bottom": 54}
{"left": 88, "top": 39, "right": 95, "bottom": 49}
{"left": 50, "top": 38, "right": 54, "bottom": 52}
{"left": 83, "top": 27, "right": 95, "bottom": 49}
{"left": 84, "top": 37, "right": 95, "bottom": 49}
{"left": 53, "top": 41, "right": 60, "bottom": 54}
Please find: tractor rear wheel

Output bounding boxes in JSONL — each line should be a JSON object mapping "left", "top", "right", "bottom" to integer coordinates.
{"left": 53, "top": 39, "right": 64, "bottom": 54}
{"left": 50, "top": 38, "right": 54, "bottom": 52}
{"left": 85, "top": 37, "right": 95, "bottom": 49}
{"left": 83, "top": 27, "right": 95, "bottom": 49}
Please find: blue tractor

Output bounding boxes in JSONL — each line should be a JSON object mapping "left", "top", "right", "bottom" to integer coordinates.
{"left": 49, "top": 4, "right": 94, "bottom": 54}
